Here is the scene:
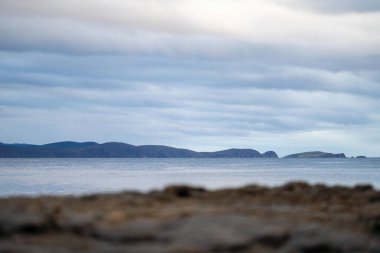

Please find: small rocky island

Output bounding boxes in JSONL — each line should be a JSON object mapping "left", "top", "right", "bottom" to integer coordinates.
{"left": 284, "top": 151, "right": 346, "bottom": 158}
{"left": 0, "top": 182, "right": 379, "bottom": 252}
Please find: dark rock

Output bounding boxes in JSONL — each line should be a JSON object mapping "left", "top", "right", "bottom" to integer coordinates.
{"left": 164, "top": 185, "right": 205, "bottom": 198}
{"left": 368, "top": 216, "right": 380, "bottom": 234}
{"left": 0, "top": 211, "right": 47, "bottom": 236}
{"left": 369, "top": 193, "right": 380, "bottom": 203}
{"left": 354, "top": 184, "right": 373, "bottom": 191}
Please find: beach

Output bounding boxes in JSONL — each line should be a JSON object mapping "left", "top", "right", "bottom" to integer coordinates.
{"left": 1, "top": 182, "right": 379, "bottom": 252}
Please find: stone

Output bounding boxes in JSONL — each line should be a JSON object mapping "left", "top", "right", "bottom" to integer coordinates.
{"left": 0, "top": 182, "right": 379, "bottom": 252}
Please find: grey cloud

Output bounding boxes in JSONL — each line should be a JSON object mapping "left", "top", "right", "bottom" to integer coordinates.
{"left": 0, "top": 15, "right": 247, "bottom": 57}
{"left": 237, "top": 67, "right": 380, "bottom": 98}
{"left": 0, "top": 1, "right": 379, "bottom": 156}
{"left": 1, "top": 76, "right": 377, "bottom": 134}
{"left": 1, "top": 51, "right": 379, "bottom": 129}
{"left": 2, "top": 51, "right": 379, "bottom": 99}
{"left": 274, "top": 0, "right": 380, "bottom": 13}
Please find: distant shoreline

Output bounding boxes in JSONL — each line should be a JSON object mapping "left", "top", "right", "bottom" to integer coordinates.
{"left": 0, "top": 141, "right": 366, "bottom": 158}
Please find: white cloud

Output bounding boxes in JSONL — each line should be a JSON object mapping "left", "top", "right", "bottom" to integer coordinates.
{"left": 0, "top": 0, "right": 379, "bottom": 56}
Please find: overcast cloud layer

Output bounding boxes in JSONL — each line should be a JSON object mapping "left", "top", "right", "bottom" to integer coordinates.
{"left": 0, "top": 0, "right": 379, "bottom": 157}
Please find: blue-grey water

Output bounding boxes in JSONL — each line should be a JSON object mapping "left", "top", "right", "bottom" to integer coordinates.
{"left": 0, "top": 158, "right": 379, "bottom": 196}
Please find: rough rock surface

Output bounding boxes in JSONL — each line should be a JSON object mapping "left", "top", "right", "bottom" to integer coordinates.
{"left": 0, "top": 182, "right": 379, "bottom": 253}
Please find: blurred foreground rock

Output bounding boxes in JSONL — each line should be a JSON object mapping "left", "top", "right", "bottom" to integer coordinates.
{"left": 0, "top": 182, "right": 380, "bottom": 253}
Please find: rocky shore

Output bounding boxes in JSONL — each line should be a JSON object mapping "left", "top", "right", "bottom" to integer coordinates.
{"left": 1, "top": 182, "right": 380, "bottom": 253}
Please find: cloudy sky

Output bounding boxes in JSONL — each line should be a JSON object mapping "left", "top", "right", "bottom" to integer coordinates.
{"left": 0, "top": 0, "right": 380, "bottom": 157}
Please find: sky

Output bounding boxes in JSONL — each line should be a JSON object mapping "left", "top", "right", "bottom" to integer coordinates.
{"left": 0, "top": 0, "right": 380, "bottom": 157}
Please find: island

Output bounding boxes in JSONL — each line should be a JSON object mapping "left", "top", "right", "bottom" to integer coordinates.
{"left": 284, "top": 151, "right": 346, "bottom": 158}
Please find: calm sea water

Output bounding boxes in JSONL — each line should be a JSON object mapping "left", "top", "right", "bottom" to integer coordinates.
{"left": 0, "top": 158, "right": 379, "bottom": 196}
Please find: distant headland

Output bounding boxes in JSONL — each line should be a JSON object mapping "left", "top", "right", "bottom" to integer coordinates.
{"left": 0, "top": 141, "right": 278, "bottom": 158}
{"left": 0, "top": 141, "right": 362, "bottom": 158}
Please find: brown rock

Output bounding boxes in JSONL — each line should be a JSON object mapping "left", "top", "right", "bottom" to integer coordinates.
{"left": 0, "top": 182, "right": 379, "bottom": 253}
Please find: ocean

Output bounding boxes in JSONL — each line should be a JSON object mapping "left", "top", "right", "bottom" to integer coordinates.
{"left": 0, "top": 158, "right": 379, "bottom": 196}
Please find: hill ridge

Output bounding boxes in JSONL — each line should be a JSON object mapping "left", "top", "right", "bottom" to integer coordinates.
{"left": 0, "top": 141, "right": 278, "bottom": 158}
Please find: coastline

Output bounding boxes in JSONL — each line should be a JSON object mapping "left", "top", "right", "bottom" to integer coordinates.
{"left": 1, "top": 182, "right": 379, "bottom": 252}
